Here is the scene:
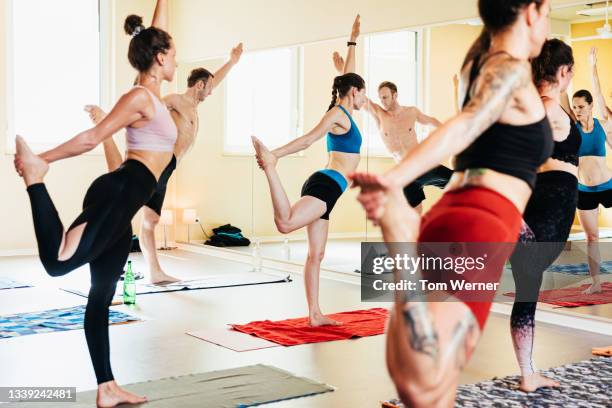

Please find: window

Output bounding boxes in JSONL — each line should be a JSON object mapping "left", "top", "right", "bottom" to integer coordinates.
{"left": 6, "top": 0, "right": 102, "bottom": 152}
{"left": 224, "top": 47, "right": 301, "bottom": 154}
{"left": 363, "top": 30, "right": 420, "bottom": 157}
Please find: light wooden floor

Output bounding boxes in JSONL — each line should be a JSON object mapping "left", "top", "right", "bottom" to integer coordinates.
{"left": 0, "top": 250, "right": 610, "bottom": 407}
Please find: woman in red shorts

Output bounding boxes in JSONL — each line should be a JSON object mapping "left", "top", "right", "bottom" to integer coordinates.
{"left": 351, "top": 0, "right": 553, "bottom": 406}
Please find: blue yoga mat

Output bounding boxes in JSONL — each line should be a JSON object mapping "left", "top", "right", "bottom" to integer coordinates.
{"left": 0, "top": 305, "right": 140, "bottom": 339}
{"left": 547, "top": 261, "right": 612, "bottom": 275}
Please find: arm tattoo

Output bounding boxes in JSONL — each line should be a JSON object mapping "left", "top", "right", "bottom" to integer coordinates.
{"left": 463, "top": 56, "right": 532, "bottom": 143}
{"left": 402, "top": 303, "right": 440, "bottom": 364}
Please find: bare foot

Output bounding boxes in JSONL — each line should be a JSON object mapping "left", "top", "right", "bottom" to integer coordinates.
{"left": 583, "top": 282, "right": 603, "bottom": 295}
{"left": 150, "top": 270, "right": 180, "bottom": 286}
{"left": 309, "top": 313, "right": 342, "bottom": 327}
{"left": 519, "top": 373, "right": 560, "bottom": 392}
{"left": 592, "top": 345, "right": 612, "bottom": 357}
{"left": 379, "top": 187, "right": 420, "bottom": 242}
{"left": 84, "top": 105, "right": 107, "bottom": 125}
{"left": 96, "top": 381, "right": 147, "bottom": 407}
{"left": 251, "top": 136, "right": 277, "bottom": 170}
{"left": 15, "top": 136, "right": 49, "bottom": 186}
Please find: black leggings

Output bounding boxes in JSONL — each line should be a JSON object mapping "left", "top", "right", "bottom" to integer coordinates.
{"left": 509, "top": 171, "right": 577, "bottom": 371}
{"left": 26, "top": 160, "right": 157, "bottom": 384}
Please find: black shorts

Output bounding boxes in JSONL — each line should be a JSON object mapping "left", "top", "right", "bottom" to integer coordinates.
{"left": 578, "top": 188, "right": 612, "bottom": 211}
{"left": 403, "top": 165, "right": 453, "bottom": 207}
{"left": 301, "top": 172, "right": 344, "bottom": 220}
{"left": 144, "top": 155, "right": 177, "bottom": 215}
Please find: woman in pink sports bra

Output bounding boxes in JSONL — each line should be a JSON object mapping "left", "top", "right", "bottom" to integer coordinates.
{"left": 13, "top": 1, "right": 176, "bottom": 406}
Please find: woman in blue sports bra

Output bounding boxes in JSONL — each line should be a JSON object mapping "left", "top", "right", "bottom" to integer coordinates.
{"left": 571, "top": 47, "right": 610, "bottom": 294}
{"left": 252, "top": 15, "right": 365, "bottom": 327}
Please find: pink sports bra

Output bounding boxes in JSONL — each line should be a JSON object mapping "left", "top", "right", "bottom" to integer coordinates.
{"left": 126, "top": 86, "right": 177, "bottom": 152}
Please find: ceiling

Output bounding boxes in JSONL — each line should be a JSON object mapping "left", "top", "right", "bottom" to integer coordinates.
{"left": 552, "top": 2, "right": 609, "bottom": 22}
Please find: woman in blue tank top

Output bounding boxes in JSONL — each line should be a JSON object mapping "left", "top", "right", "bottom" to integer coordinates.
{"left": 571, "top": 47, "right": 611, "bottom": 294}
{"left": 251, "top": 15, "right": 365, "bottom": 326}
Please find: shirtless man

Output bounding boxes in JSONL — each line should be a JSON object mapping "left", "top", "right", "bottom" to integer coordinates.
{"left": 87, "top": 43, "right": 243, "bottom": 284}
{"left": 333, "top": 52, "right": 451, "bottom": 213}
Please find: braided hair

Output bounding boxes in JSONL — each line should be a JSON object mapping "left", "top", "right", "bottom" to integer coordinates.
{"left": 327, "top": 73, "right": 366, "bottom": 111}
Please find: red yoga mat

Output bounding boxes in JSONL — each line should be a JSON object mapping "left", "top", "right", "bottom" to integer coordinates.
{"left": 504, "top": 282, "right": 612, "bottom": 307}
{"left": 231, "top": 308, "right": 389, "bottom": 346}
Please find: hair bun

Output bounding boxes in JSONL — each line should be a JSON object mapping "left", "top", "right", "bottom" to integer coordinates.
{"left": 124, "top": 15, "right": 144, "bottom": 36}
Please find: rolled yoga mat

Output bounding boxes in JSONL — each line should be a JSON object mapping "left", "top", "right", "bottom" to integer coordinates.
{"left": 0, "top": 277, "right": 31, "bottom": 290}
{"left": 3, "top": 364, "right": 335, "bottom": 407}
{"left": 62, "top": 272, "right": 292, "bottom": 298}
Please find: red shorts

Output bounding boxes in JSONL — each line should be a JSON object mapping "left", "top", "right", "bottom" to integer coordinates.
{"left": 418, "top": 187, "right": 522, "bottom": 330}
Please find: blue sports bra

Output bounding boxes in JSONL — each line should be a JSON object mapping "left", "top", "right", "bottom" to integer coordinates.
{"left": 578, "top": 118, "right": 607, "bottom": 157}
{"left": 327, "top": 105, "right": 362, "bottom": 154}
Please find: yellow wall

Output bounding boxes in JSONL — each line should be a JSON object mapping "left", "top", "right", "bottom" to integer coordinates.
{"left": 571, "top": 20, "right": 612, "bottom": 227}
{"left": 428, "top": 24, "right": 481, "bottom": 121}
{"left": 421, "top": 24, "right": 481, "bottom": 212}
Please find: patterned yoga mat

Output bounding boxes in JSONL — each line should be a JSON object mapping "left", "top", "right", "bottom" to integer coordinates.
{"left": 0, "top": 305, "right": 140, "bottom": 339}
{"left": 383, "top": 357, "right": 612, "bottom": 407}
{"left": 0, "top": 277, "right": 32, "bottom": 290}
{"left": 547, "top": 261, "right": 612, "bottom": 275}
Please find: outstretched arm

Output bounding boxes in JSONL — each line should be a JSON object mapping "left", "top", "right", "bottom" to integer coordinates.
{"left": 84, "top": 105, "right": 124, "bottom": 171}
{"left": 589, "top": 48, "right": 612, "bottom": 145}
{"left": 589, "top": 47, "right": 611, "bottom": 121}
{"left": 151, "top": 0, "right": 168, "bottom": 31}
{"left": 343, "top": 14, "right": 360, "bottom": 74}
{"left": 333, "top": 51, "right": 383, "bottom": 120}
{"left": 211, "top": 43, "right": 243, "bottom": 90}
{"left": 271, "top": 109, "right": 342, "bottom": 158}
{"left": 560, "top": 91, "right": 576, "bottom": 122}
{"left": 415, "top": 109, "right": 443, "bottom": 128}
{"left": 387, "top": 56, "right": 532, "bottom": 187}
{"left": 39, "top": 90, "right": 149, "bottom": 164}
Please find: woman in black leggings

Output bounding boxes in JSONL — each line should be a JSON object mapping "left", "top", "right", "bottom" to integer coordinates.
{"left": 509, "top": 39, "right": 579, "bottom": 392}
{"left": 13, "top": 2, "right": 176, "bottom": 407}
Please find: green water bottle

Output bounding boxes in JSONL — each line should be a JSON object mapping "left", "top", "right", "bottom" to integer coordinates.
{"left": 123, "top": 261, "right": 136, "bottom": 305}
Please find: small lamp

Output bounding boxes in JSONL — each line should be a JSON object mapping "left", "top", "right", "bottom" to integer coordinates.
{"left": 182, "top": 209, "right": 197, "bottom": 243}
{"left": 159, "top": 209, "right": 176, "bottom": 250}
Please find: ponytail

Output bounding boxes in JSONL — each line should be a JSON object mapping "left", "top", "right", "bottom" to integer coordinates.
{"left": 462, "top": 28, "right": 491, "bottom": 70}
